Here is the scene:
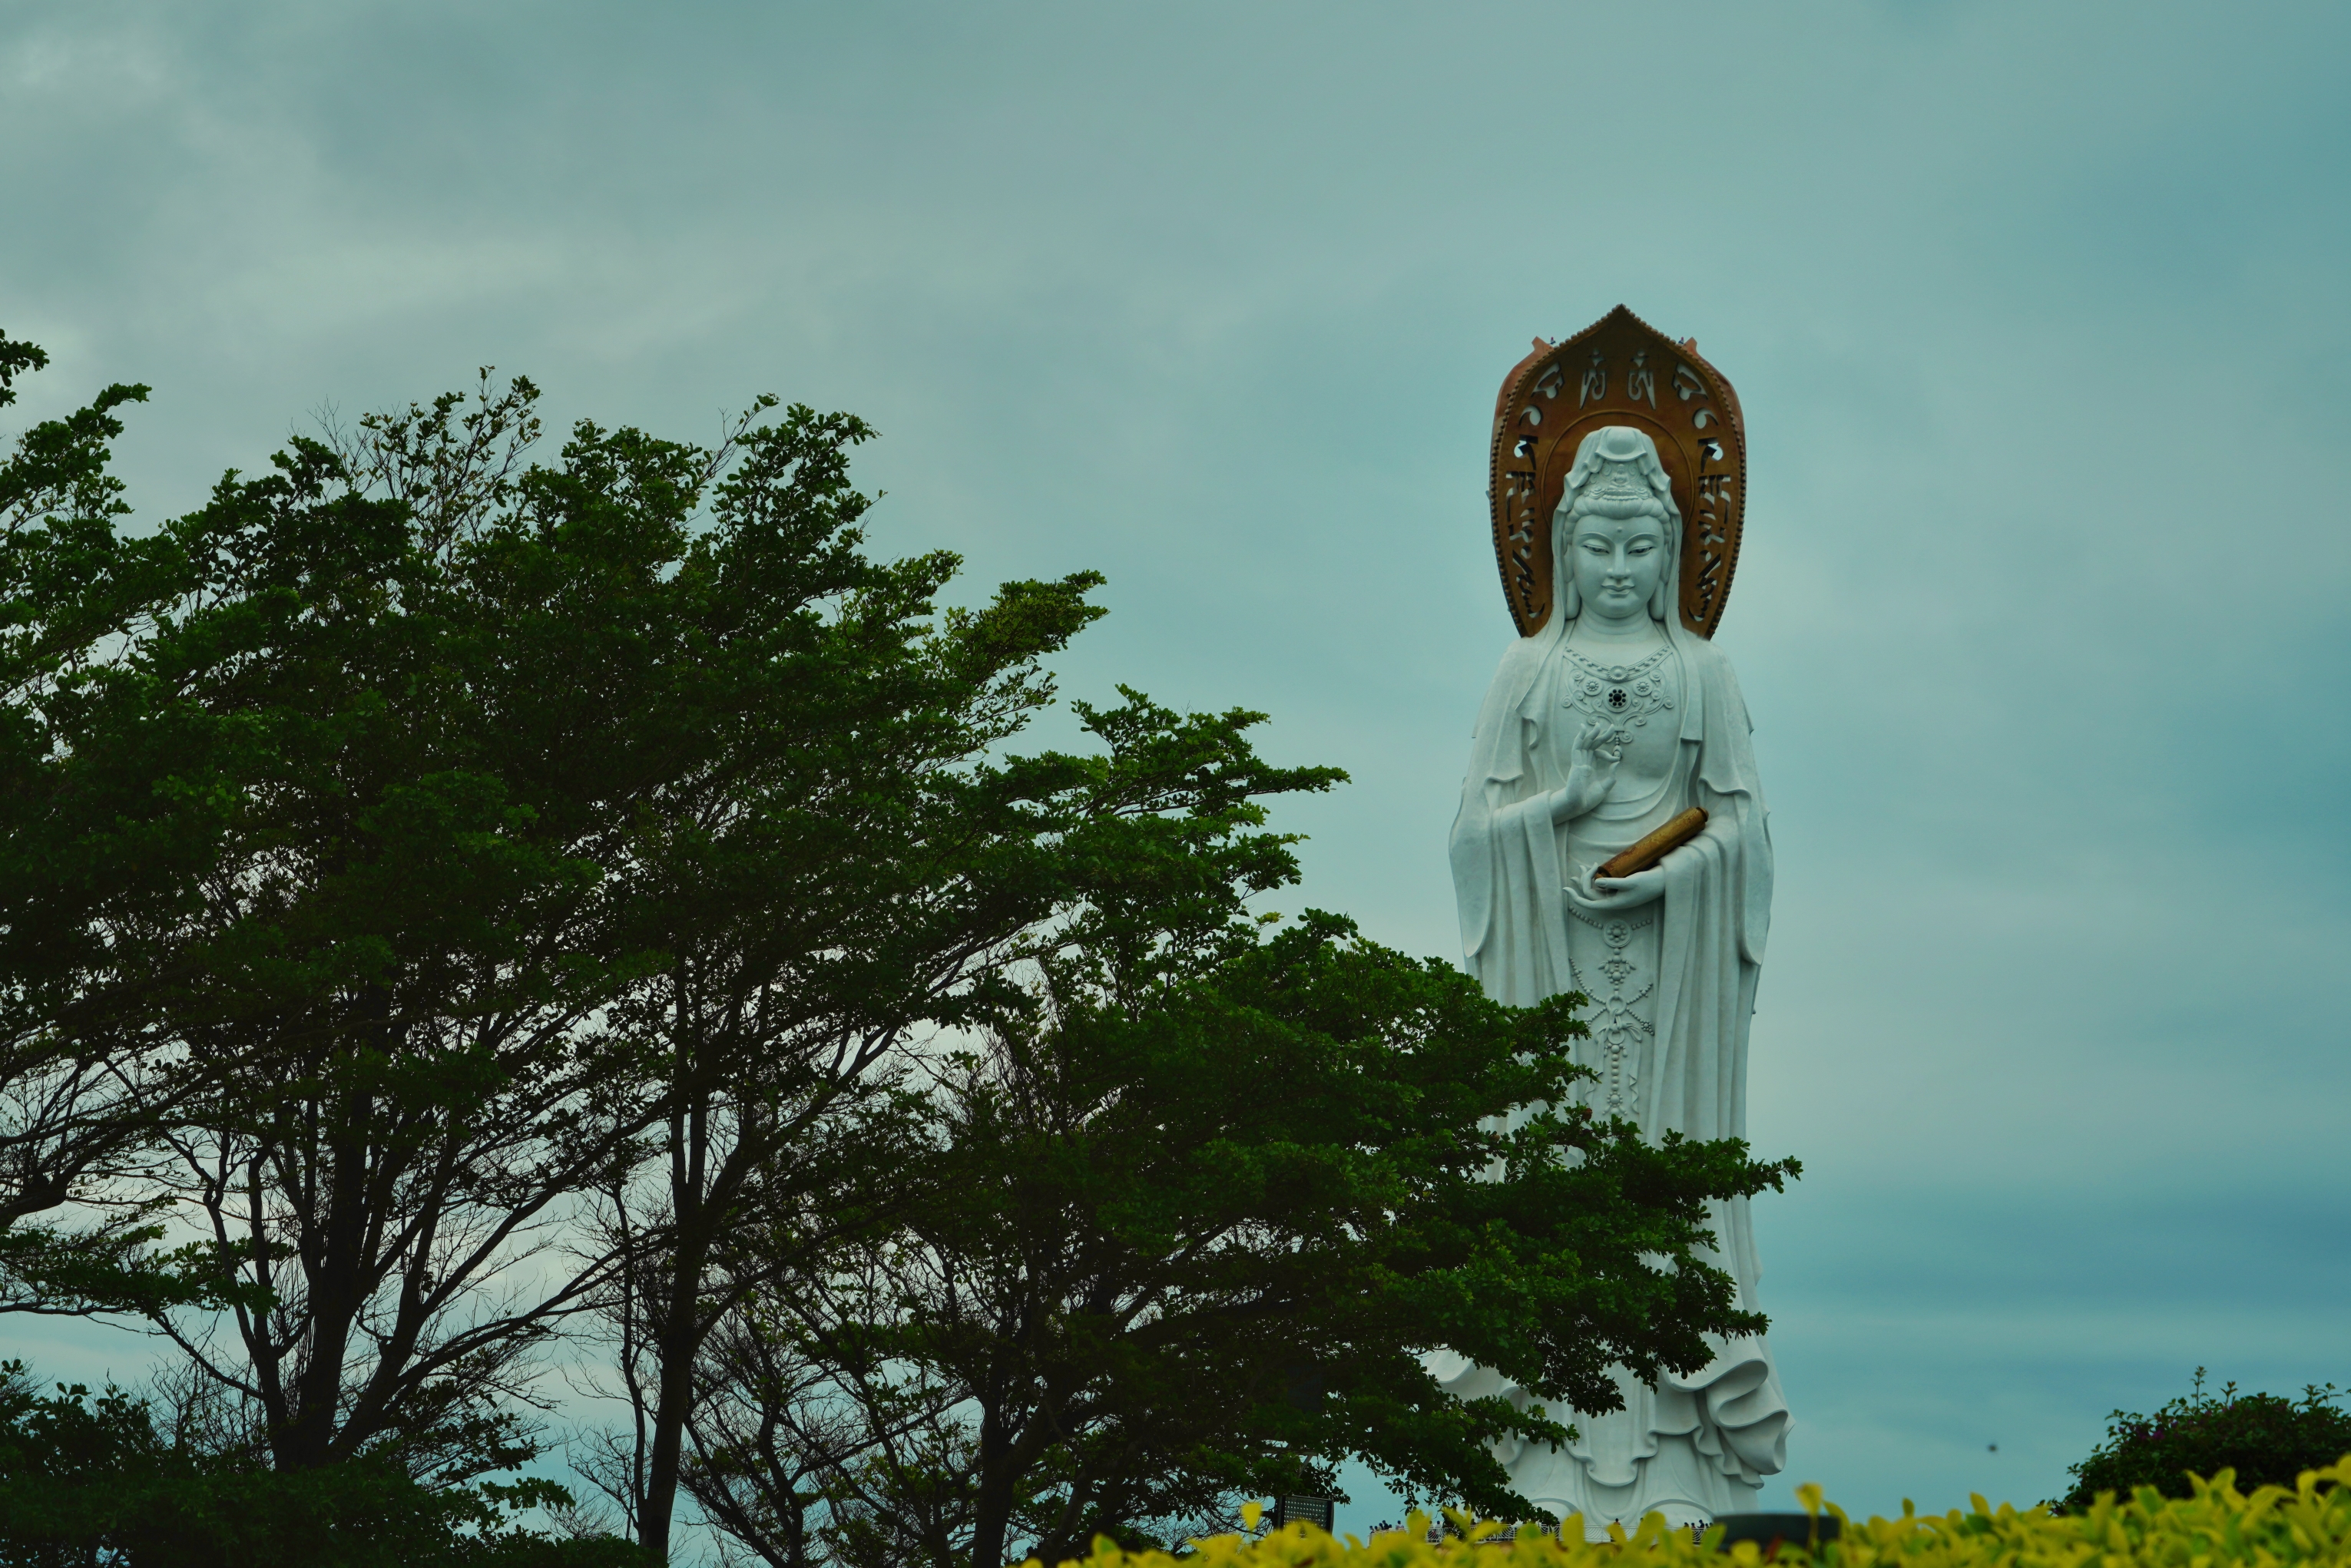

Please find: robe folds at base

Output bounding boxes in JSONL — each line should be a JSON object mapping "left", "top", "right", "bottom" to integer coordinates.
{"left": 1437, "top": 627, "right": 1790, "bottom": 1536}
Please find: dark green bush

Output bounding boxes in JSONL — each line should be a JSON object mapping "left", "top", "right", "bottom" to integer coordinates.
{"left": 2061, "top": 1368, "right": 2351, "bottom": 1510}
{"left": 0, "top": 1361, "right": 647, "bottom": 1566}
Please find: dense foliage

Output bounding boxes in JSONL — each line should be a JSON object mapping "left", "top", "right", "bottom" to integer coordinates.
{"left": 0, "top": 1360, "right": 646, "bottom": 1566}
{"left": 683, "top": 911, "right": 1793, "bottom": 1567}
{"left": 2061, "top": 1371, "right": 2351, "bottom": 1511}
{"left": 1023, "top": 1464, "right": 2351, "bottom": 1568}
{"left": 0, "top": 333, "right": 1796, "bottom": 1563}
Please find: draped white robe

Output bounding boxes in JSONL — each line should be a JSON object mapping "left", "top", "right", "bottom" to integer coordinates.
{"left": 1435, "top": 622, "right": 1790, "bottom": 1535}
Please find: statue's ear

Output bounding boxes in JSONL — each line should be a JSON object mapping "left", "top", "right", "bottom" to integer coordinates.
{"left": 1561, "top": 578, "right": 1580, "bottom": 620}
{"left": 1649, "top": 577, "right": 1668, "bottom": 621}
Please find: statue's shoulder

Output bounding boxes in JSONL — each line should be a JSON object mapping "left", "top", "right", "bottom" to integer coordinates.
{"left": 1678, "top": 634, "right": 1736, "bottom": 677}
{"left": 1465, "top": 633, "right": 1554, "bottom": 746}
{"left": 1680, "top": 635, "right": 1749, "bottom": 694}
{"left": 1489, "top": 632, "right": 1551, "bottom": 684}
{"left": 1676, "top": 637, "right": 1757, "bottom": 733}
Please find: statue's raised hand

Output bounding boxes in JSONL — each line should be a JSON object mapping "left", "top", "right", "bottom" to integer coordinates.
{"left": 1551, "top": 719, "right": 1623, "bottom": 822}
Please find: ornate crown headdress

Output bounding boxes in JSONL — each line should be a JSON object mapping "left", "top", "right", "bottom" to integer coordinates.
{"left": 1487, "top": 306, "right": 1748, "bottom": 638}
{"left": 1581, "top": 458, "right": 1656, "bottom": 506}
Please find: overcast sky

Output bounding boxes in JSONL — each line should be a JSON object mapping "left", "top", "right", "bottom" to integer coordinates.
{"left": 5, "top": 0, "right": 2347, "bottom": 1533}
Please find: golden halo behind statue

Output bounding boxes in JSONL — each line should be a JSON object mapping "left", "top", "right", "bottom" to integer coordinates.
{"left": 1488, "top": 306, "right": 1747, "bottom": 638}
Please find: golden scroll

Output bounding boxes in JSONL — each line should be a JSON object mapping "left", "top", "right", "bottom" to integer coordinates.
{"left": 1596, "top": 806, "right": 1708, "bottom": 881}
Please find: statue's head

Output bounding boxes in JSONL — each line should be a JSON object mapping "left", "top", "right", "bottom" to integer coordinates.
{"left": 1554, "top": 426, "right": 1680, "bottom": 627}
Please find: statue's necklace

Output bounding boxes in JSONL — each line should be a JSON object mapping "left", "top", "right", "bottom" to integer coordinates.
{"left": 1562, "top": 643, "right": 1675, "bottom": 740}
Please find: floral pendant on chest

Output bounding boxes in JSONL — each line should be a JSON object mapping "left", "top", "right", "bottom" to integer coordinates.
{"left": 1563, "top": 644, "right": 1674, "bottom": 747}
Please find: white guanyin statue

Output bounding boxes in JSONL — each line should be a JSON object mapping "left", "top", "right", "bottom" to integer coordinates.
{"left": 1433, "top": 423, "right": 1790, "bottom": 1535}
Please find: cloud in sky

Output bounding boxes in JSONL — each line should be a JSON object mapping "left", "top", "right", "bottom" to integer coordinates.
{"left": 5, "top": 0, "right": 2346, "bottom": 1526}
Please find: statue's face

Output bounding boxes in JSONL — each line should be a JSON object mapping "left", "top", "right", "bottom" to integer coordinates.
{"left": 1570, "top": 510, "right": 1666, "bottom": 622}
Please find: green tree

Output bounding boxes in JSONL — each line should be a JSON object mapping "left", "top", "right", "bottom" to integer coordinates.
{"left": 684, "top": 852, "right": 1796, "bottom": 1566}
{"left": 114, "top": 379, "right": 708, "bottom": 1483}
{"left": 537, "top": 398, "right": 1146, "bottom": 1559}
{"left": 663, "top": 691, "right": 1354, "bottom": 1568}
{"left": 111, "top": 372, "right": 1144, "bottom": 1523}
{"left": 0, "top": 350, "right": 1315, "bottom": 1545}
{"left": 0, "top": 332, "right": 257, "bottom": 1321}
{"left": 2061, "top": 1370, "right": 2351, "bottom": 1510}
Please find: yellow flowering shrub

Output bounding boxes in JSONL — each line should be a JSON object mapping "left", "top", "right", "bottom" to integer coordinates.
{"left": 1031, "top": 1459, "right": 2351, "bottom": 1568}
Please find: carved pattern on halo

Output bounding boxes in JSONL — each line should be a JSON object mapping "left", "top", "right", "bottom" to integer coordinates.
{"left": 1578, "top": 349, "right": 1606, "bottom": 409}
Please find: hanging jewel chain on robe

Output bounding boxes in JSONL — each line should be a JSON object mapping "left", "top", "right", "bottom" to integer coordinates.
{"left": 1567, "top": 904, "right": 1656, "bottom": 1120}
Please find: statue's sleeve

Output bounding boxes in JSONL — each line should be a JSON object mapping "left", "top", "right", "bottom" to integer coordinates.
{"left": 1449, "top": 643, "right": 1573, "bottom": 1006}
{"left": 1700, "top": 657, "right": 1772, "bottom": 968}
{"left": 1649, "top": 643, "right": 1773, "bottom": 1143}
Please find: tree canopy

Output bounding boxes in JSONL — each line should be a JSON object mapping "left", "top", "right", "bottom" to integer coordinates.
{"left": 685, "top": 908, "right": 1793, "bottom": 1567}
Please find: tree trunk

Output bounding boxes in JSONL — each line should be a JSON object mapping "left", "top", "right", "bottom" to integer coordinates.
{"left": 639, "top": 1300, "right": 699, "bottom": 1562}
{"left": 969, "top": 1398, "right": 1018, "bottom": 1568}
{"left": 273, "top": 1119, "right": 369, "bottom": 1470}
{"left": 637, "top": 1180, "right": 709, "bottom": 1556}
